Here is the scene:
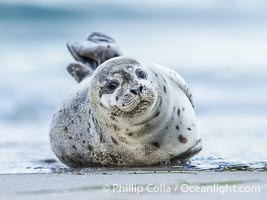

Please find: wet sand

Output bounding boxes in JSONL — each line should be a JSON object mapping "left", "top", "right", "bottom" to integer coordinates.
{"left": 1, "top": 171, "right": 266, "bottom": 200}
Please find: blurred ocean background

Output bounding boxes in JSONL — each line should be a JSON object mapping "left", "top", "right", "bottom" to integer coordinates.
{"left": 0, "top": 0, "right": 267, "bottom": 173}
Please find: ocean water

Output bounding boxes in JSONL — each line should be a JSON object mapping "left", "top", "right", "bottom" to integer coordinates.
{"left": 0, "top": 0, "right": 267, "bottom": 174}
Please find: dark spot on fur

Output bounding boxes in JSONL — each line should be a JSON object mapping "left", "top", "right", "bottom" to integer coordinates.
{"left": 177, "top": 108, "right": 181, "bottom": 116}
{"left": 77, "top": 154, "right": 83, "bottom": 160}
{"left": 154, "top": 72, "right": 158, "bottom": 77}
{"left": 151, "top": 142, "right": 160, "bottom": 148}
{"left": 154, "top": 111, "right": 160, "bottom": 118}
{"left": 87, "top": 122, "right": 91, "bottom": 128}
{"left": 71, "top": 120, "right": 74, "bottom": 124}
{"left": 100, "top": 133, "right": 105, "bottom": 143}
{"left": 64, "top": 127, "right": 68, "bottom": 133}
{"left": 100, "top": 103, "right": 104, "bottom": 107}
{"left": 110, "top": 116, "right": 117, "bottom": 121}
{"left": 112, "top": 124, "right": 121, "bottom": 132}
{"left": 145, "top": 123, "right": 150, "bottom": 127}
{"left": 128, "top": 132, "right": 133, "bottom": 136}
{"left": 111, "top": 136, "right": 119, "bottom": 145}
{"left": 82, "top": 140, "right": 86, "bottom": 144}
{"left": 74, "top": 105, "right": 78, "bottom": 111}
{"left": 176, "top": 125, "right": 180, "bottom": 130}
{"left": 111, "top": 112, "right": 118, "bottom": 117}
{"left": 158, "top": 97, "right": 163, "bottom": 106}
{"left": 72, "top": 145, "right": 77, "bottom": 150}
{"left": 107, "top": 45, "right": 110, "bottom": 48}
{"left": 109, "top": 154, "right": 121, "bottom": 164}
{"left": 165, "top": 126, "right": 168, "bottom": 129}
{"left": 161, "top": 75, "right": 167, "bottom": 83}
{"left": 59, "top": 109, "right": 63, "bottom": 113}
{"left": 87, "top": 128, "right": 90, "bottom": 133}
{"left": 163, "top": 86, "right": 167, "bottom": 93}
{"left": 182, "top": 107, "right": 185, "bottom": 111}
{"left": 173, "top": 106, "right": 176, "bottom": 111}
{"left": 178, "top": 135, "right": 188, "bottom": 143}
{"left": 89, "top": 110, "right": 91, "bottom": 115}
{"left": 187, "top": 127, "right": 192, "bottom": 131}
{"left": 68, "top": 136, "right": 73, "bottom": 140}
{"left": 87, "top": 144, "right": 93, "bottom": 151}
{"left": 116, "top": 96, "right": 119, "bottom": 101}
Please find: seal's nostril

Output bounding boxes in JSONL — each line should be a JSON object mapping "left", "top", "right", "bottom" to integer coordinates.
{"left": 139, "top": 86, "right": 143, "bottom": 93}
{"left": 130, "top": 88, "right": 139, "bottom": 95}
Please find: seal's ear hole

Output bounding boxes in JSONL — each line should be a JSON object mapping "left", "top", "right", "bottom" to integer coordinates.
{"left": 135, "top": 68, "right": 147, "bottom": 79}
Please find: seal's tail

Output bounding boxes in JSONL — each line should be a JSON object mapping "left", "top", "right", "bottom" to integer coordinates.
{"left": 66, "top": 32, "right": 122, "bottom": 83}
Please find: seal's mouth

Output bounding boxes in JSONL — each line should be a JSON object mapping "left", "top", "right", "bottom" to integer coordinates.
{"left": 112, "top": 100, "right": 152, "bottom": 118}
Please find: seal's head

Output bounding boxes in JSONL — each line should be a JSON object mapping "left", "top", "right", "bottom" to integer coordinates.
{"left": 89, "top": 57, "right": 159, "bottom": 119}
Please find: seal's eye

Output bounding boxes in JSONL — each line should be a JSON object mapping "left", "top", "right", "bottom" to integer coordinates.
{"left": 136, "top": 69, "right": 147, "bottom": 79}
{"left": 107, "top": 80, "right": 119, "bottom": 91}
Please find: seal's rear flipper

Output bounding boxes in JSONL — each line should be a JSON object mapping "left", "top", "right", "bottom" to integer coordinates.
{"left": 67, "top": 62, "right": 93, "bottom": 83}
{"left": 169, "top": 139, "right": 202, "bottom": 164}
{"left": 67, "top": 32, "right": 122, "bottom": 71}
{"left": 87, "top": 32, "right": 115, "bottom": 43}
{"left": 67, "top": 42, "right": 98, "bottom": 69}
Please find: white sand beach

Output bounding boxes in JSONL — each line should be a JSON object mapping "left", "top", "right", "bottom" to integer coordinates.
{"left": 1, "top": 171, "right": 266, "bottom": 200}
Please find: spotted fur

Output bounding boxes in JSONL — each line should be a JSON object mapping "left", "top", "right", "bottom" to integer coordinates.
{"left": 49, "top": 57, "right": 201, "bottom": 167}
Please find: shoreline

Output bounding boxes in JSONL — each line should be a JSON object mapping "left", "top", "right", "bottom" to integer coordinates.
{"left": 1, "top": 171, "right": 266, "bottom": 199}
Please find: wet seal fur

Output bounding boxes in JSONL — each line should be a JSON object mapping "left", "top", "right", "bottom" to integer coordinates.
{"left": 49, "top": 34, "right": 202, "bottom": 167}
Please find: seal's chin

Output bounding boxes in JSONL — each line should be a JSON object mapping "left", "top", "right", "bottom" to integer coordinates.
{"left": 112, "top": 100, "right": 154, "bottom": 118}
{"left": 128, "top": 100, "right": 153, "bottom": 114}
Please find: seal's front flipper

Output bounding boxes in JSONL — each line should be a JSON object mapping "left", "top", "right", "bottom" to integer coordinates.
{"left": 66, "top": 62, "right": 93, "bottom": 83}
{"left": 67, "top": 32, "right": 122, "bottom": 70}
{"left": 170, "top": 139, "right": 202, "bottom": 163}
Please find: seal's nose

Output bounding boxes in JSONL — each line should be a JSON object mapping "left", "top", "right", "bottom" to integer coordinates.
{"left": 130, "top": 86, "right": 143, "bottom": 95}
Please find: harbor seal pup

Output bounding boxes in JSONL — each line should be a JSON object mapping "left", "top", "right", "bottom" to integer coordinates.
{"left": 49, "top": 56, "right": 202, "bottom": 167}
